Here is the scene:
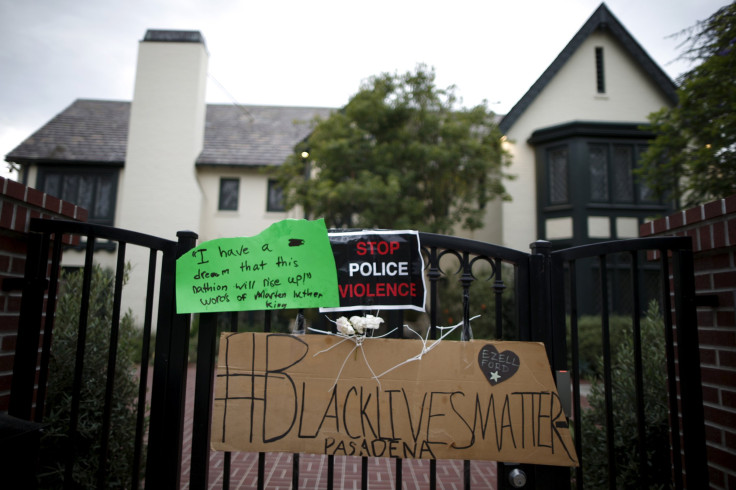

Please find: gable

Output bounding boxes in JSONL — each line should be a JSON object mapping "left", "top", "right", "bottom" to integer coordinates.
{"left": 499, "top": 3, "right": 677, "bottom": 134}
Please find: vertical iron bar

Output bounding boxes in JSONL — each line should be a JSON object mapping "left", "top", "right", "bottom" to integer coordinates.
{"left": 461, "top": 252, "right": 472, "bottom": 341}
{"left": 190, "top": 312, "right": 219, "bottom": 489}
{"left": 598, "top": 255, "right": 616, "bottom": 490}
{"left": 132, "top": 249, "right": 158, "bottom": 490}
{"left": 327, "top": 455, "right": 334, "bottom": 490}
{"left": 395, "top": 458, "right": 402, "bottom": 490}
{"left": 97, "top": 241, "right": 128, "bottom": 489}
{"left": 257, "top": 310, "right": 271, "bottom": 490}
{"left": 223, "top": 311, "right": 238, "bottom": 490}
{"left": 145, "top": 231, "right": 196, "bottom": 489}
{"left": 293, "top": 451, "right": 300, "bottom": 489}
{"left": 671, "top": 248, "right": 709, "bottom": 487}
{"left": 494, "top": 258, "right": 505, "bottom": 339}
{"left": 362, "top": 457, "right": 368, "bottom": 490}
{"left": 64, "top": 236, "right": 96, "bottom": 489}
{"left": 35, "top": 232, "right": 63, "bottom": 423}
{"left": 660, "top": 251, "right": 683, "bottom": 490}
{"left": 630, "top": 251, "right": 647, "bottom": 480}
{"left": 569, "top": 260, "right": 584, "bottom": 489}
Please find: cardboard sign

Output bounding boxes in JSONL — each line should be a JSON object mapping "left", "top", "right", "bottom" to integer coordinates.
{"left": 211, "top": 332, "right": 578, "bottom": 467}
{"left": 176, "top": 219, "right": 339, "bottom": 313}
{"left": 321, "top": 230, "right": 425, "bottom": 312}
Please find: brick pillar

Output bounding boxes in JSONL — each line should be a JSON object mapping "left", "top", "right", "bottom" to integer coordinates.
{"left": 641, "top": 195, "right": 736, "bottom": 490}
{"left": 0, "top": 177, "right": 86, "bottom": 413}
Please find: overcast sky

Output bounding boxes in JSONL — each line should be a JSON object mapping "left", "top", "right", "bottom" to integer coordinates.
{"left": 0, "top": 0, "right": 729, "bottom": 179}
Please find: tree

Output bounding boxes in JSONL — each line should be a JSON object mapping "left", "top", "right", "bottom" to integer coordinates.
{"left": 276, "top": 65, "right": 511, "bottom": 234}
{"left": 636, "top": 3, "right": 736, "bottom": 209}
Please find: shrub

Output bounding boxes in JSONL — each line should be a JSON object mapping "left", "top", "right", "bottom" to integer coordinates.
{"left": 580, "top": 300, "right": 670, "bottom": 489}
{"left": 568, "top": 314, "right": 632, "bottom": 379}
{"left": 38, "top": 265, "right": 142, "bottom": 489}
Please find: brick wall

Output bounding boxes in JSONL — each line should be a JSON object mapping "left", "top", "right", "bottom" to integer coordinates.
{"left": 0, "top": 176, "right": 87, "bottom": 413}
{"left": 641, "top": 195, "right": 736, "bottom": 490}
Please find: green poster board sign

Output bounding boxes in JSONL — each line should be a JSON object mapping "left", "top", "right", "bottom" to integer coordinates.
{"left": 176, "top": 219, "right": 339, "bottom": 313}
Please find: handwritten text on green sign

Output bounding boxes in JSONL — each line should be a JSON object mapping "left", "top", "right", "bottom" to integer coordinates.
{"left": 176, "top": 219, "right": 339, "bottom": 313}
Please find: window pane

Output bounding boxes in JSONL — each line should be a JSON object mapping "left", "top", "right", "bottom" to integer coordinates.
{"left": 62, "top": 175, "right": 79, "bottom": 204}
{"left": 44, "top": 174, "right": 60, "bottom": 197}
{"left": 94, "top": 175, "right": 114, "bottom": 219}
{"left": 78, "top": 175, "right": 95, "bottom": 211}
{"left": 612, "top": 145, "right": 634, "bottom": 202}
{"left": 589, "top": 145, "right": 609, "bottom": 201}
{"left": 268, "top": 179, "right": 285, "bottom": 212}
{"left": 219, "top": 178, "right": 239, "bottom": 211}
{"left": 548, "top": 147, "right": 568, "bottom": 204}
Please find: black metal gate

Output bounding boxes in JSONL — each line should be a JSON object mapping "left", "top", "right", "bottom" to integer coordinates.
{"left": 7, "top": 218, "right": 708, "bottom": 489}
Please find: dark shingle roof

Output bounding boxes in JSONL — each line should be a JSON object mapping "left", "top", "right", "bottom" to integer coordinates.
{"left": 6, "top": 99, "right": 130, "bottom": 165}
{"left": 197, "top": 105, "right": 332, "bottom": 166}
{"left": 499, "top": 3, "right": 678, "bottom": 133}
{"left": 5, "top": 99, "right": 333, "bottom": 167}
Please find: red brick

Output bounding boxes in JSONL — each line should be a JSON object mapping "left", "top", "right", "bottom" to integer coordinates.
{"left": 0, "top": 315, "right": 18, "bottom": 333}
{"left": 706, "top": 442, "right": 736, "bottom": 469}
{"left": 76, "top": 206, "right": 88, "bottom": 222}
{"left": 695, "top": 252, "right": 732, "bottom": 271}
{"left": 0, "top": 236, "right": 27, "bottom": 255}
{"left": 3, "top": 179, "right": 26, "bottom": 201}
{"left": 725, "top": 194, "right": 736, "bottom": 214}
{"left": 0, "top": 255, "right": 9, "bottom": 274}
{"left": 639, "top": 221, "right": 653, "bottom": 237}
{"left": 716, "top": 310, "right": 736, "bottom": 327}
{"left": 719, "top": 350, "right": 736, "bottom": 369}
{"left": 0, "top": 201, "right": 12, "bottom": 230}
{"left": 729, "top": 218, "right": 736, "bottom": 247}
{"left": 13, "top": 205, "right": 28, "bottom": 233}
{"left": 713, "top": 221, "right": 728, "bottom": 249}
{"left": 703, "top": 385, "right": 720, "bottom": 404}
{"left": 701, "top": 366, "right": 736, "bottom": 387}
{"left": 700, "top": 327, "right": 735, "bottom": 347}
{"left": 722, "top": 389, "right": 736, "bottom": 408}
{"left": 698, "top": 309, "right": 714, "bottom": 327}
{"left": 10, "top": 256, "right": 25, "bottom": 275}
{"left": 714, "top": 270, "right": 736, "bottom": 289}
{"left": 708, "top": 464, "right": 725, "bottom": 488}
{"left": 695, "top": 272, "right": 713, "bottom": 290}
{"left": 25, "top": 186, "right": 44, "bottom": 208}
{"left": 700, "top": 347, "right": 718, "bottom": 365}
{"left": 60, "top": 200, "right": 74, "bottom": 218}
{"left": 1, "top": 334, "right": 16, "bottom": 351}
{"left": 700, "top": 225, "right": 714, "bottom": 251}
{"left": 653, "top": 217, "right": 668, "bottom": 234}
{"left": 43, "top": 193, "right": 61, "bottom": 213}
{"left": 686, "top": 205, "right": 703, "bottom": 225}
{"left": 714, "top": 291, "right": 735, "bottom": 308}
{"left": 705, "top": 422, "right": 723, "bottom": 443}
{"left": 704, "top": 200, "right": 724, "bottom": 219}
{"left": 669, "top": 211, "right": 685, "bottom": 229}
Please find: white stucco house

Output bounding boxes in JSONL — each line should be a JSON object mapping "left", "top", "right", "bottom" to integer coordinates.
{"left": 4, "top": 3, "right": 676, "bottom": 315}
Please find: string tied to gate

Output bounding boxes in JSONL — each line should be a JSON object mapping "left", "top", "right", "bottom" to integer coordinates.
{"left": 308, "top": 314, "right": 480, "bottom": 391}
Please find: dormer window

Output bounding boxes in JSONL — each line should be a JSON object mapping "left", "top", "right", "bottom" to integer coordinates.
{"left": 595, "top": 47, "right": 605, "bottom": 93}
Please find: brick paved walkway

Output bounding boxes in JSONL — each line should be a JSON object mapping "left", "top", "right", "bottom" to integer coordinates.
{"left": 179, "top": 366, "right": 498, "bottom": 489}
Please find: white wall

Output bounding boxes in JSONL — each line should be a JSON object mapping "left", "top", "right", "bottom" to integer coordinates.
{"left": 500, "top": 31, "right": 673, "bottom": 252}
{"left": 196, "top": 167, "right": 303, "bottom": 242}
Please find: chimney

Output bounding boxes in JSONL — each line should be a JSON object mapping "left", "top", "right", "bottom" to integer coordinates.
{"left": 117, "top": 29, "right": 208, "bottom": 236}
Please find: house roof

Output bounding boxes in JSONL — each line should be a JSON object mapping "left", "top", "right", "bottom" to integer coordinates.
{"left": 5, "top": 99, "right": 333, "bottom": 167}
{"left": 498, "top": 2, "right": 678, "bottom": 133}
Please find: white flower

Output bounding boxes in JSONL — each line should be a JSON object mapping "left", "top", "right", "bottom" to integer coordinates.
{"left": 363, "top": 315, "right": 384, "bottom": 330}
{"left": 336, "top": 316, "right": 354, "bottom": 335}
{"left": 349, "top": 316, "right": 367, "bottom": 334}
